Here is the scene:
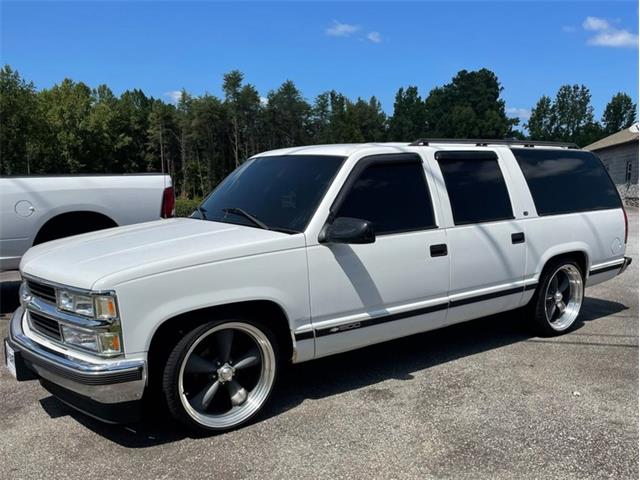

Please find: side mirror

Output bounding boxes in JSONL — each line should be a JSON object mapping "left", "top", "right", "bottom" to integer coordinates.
{"left": 320, "top": 217, "right": 375, "bottom": 244}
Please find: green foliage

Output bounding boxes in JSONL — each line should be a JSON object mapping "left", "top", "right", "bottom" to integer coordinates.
{"left": 0, "top": 65, "right": 37, "bottom": 174}
{"left": 526, "top": 85, "right": 636, "bottom": 146}
{"left": 423, "top": 69, "right": 518, "bottom": 138}
{"left": 1, "top": 64, "right": 635, "bottom": 196}
{"left": 602, "top": 93, "right": 637, "bottom": 135}
{"left": 388, "top": 86, "right": 425, "bottom": 141}
{"left": 175, "top": 197, "right": 203, "bottom": 217}
{"left": 526, "top": 95, "right": 554, "bottom": 141}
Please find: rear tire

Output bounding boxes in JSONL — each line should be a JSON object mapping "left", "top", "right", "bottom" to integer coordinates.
{"left": 528, "top": 258, "right": 584, "bottom": 336}
{"left": 162, "top": 318, "right": 279, "bottom": 434}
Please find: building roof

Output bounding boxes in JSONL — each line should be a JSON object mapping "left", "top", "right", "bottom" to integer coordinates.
{"left": 585, "top": 123, "right": 639, "bottom": 151}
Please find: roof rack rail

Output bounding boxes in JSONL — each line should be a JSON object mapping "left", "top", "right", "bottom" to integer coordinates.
{"left": 408, "top": 138, "right": 579, "bottom": 149}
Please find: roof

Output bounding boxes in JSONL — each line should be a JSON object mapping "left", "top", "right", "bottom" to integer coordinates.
{"left": 256, "top": 140, "right": 575, "bottom": 158}
{"left": 255, "top": 143, "right": 409, "bottom": 158}
{"left": 585, "top": 124, "right": 639, "bottom": 151}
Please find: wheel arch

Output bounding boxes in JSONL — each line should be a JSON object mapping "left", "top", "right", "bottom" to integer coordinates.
{"left": 146, "top": 299, "right": 295, "bottom": 389}
{"left": 537, "top": 248, "right": 589, "bottom": 279}
{"left": 33, "top": 210, "right": 118, "bottom": 245}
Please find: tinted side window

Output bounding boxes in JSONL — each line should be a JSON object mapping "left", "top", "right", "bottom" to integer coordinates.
{"left": 437, "top": 153, "right": 514, "bottom": 225}
{"left": 336, "top": 160, "right": 436, "bottom": 234}
{"left": 511, "top": 149, "right": 621, "bottom": 215}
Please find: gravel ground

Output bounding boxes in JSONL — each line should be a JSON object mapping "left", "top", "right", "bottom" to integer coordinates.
{"left": 1, "top": 210, "right": 637, "bottom": 479}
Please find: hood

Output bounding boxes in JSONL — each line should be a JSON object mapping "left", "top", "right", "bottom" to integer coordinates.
{"left": 20, "top": 218, "right": 305, "bottom": 290}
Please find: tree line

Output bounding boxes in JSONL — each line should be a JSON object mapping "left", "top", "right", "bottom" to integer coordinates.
{"left": 0, "top": 64, "right": 636, "bottom": 198}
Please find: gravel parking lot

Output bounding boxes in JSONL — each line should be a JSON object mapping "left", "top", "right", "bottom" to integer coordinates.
{"left": 1, "top": 210, "right": 638, "bottom": 480}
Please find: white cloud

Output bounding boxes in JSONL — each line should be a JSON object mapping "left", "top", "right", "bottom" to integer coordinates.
{"left": 507, "top": 107, "right": 531, "bottom": 122}
{"left": 366, "top": 31, "right": 382, "bottom": 43}
{"left": 581, "top": 16, "right": 638, "bottom": 48}
{"left": 260, "top": 96, "right": 268, "bottom": 106}
{"left": 588, "top": 29, "right": 639, "bottom": 48}
{"left": 562, "top": 25, "right": 577, "bottom": 33}
{"left": 583, "top": 16, "right": 610, "bottom": 31}
{"left": 164, "top": 90, "right": 181, "bottom": 104}
{"left": 326, "top": 20, "right": 359, "bottom": 37}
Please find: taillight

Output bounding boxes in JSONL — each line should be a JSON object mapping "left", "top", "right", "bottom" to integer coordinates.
{"left": 161, "top": 186, "right": 175, "bottom": 218}
{"left": 623, "top": 207, "right": 628, "bottom": 244}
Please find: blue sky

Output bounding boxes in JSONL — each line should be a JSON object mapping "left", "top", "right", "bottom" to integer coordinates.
{"left": 1, "top": 1, "right": 638, "bottom": 127}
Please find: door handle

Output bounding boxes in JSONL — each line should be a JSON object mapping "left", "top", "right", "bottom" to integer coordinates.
{"left": 511, "top": 232, "right": 525, "bottom": 244}
{"left": 430, "top": 244, "right": 448, "bottom": 257}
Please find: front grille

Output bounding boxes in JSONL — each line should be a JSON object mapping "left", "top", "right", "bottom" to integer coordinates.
{"left": 30, "top": 311, "right": 62, "bottom": 341}
{"left": 26, "top": 280, "right": 57, "bottom": 304}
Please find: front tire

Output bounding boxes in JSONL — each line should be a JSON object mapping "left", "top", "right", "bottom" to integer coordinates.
{"left": 529, "top": 259, "right": 584, "bottom": 336}
{"left": 162, "top": 318, "right": 279, "bottom": 433}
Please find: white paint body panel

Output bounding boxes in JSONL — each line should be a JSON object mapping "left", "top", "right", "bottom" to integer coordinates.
{"left": 0, "top": 174, "right": 172, "bottom": 270}
{"left": 17, "top": 143, "right": 628, "bottom": 367}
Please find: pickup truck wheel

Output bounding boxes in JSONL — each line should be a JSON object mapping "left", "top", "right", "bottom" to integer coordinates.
{"left": 530, "top": 260, "right": 584, "bottom": 336}
{"left": 162, "top": 319, "right": 279, "bottom": 433}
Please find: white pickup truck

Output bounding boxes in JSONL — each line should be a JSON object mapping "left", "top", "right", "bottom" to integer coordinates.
{"left": 5, "top": 140, "right": 631, "bottom": 434}
{"left": 0, "top": 174, "right": 174, "bottom": 270}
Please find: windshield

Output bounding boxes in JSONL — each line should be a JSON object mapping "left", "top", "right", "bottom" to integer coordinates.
{"left": 197, "top": 154, "right": 346, "bottom": 232}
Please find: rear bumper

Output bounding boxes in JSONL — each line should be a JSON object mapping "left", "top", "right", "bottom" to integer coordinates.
{"left": 6, "top": 306, "right": 145, "bottom": 423}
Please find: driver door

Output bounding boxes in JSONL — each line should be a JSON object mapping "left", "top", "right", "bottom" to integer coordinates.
{"left": 306, "top": 153, "right": 450, "bottom": 357}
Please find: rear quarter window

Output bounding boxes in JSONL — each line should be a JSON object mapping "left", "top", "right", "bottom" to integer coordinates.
{"left": 511, "top": 149, "right": 621, "bottom": 216}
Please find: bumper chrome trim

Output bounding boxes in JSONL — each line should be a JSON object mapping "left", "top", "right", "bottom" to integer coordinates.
{"left": 8, "top": 307, "right": 145, "bottom": 404}
{"left": 619, "top": 256, "right": 632, "bottom": 275}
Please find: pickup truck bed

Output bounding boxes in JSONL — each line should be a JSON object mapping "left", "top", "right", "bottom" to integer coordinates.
{"left": 0, "top": 173, "right": 173, "bottom": 270}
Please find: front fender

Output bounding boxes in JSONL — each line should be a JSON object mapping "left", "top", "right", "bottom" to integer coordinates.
{"left": 113, "top": 248, "right": 312, "bottom": 360}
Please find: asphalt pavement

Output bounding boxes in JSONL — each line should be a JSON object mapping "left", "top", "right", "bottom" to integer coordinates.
{"left": 1, "top": 210, "right": 638, "bottom": 479}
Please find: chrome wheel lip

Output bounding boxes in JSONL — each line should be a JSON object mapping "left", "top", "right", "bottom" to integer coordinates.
{"left": 545, "top": 265, "right": 583, "bottom": 331}
{"left": 178, "top": 322, "right": 276, "bottom": 430}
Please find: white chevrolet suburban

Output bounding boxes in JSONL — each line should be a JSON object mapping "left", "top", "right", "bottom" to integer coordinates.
{"left": 0, "top": 173, "right": 175, "bottom": 270}
{"left": 5, "top": 139, "right": 631, "bottom": 433}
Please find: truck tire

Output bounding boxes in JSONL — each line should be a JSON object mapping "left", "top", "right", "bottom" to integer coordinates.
{"left": 162, "top": 318, "right": 279, "bottom": 433}
{"left": 529, "top": 258, "right": 584, "bottom": 336}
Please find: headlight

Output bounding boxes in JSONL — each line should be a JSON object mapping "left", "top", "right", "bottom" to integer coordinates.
{"left": 60, "top": 325, "right": 122, "bottom": 355}
{"left": 57, "top": 290, "right": 119, "bottom": 322}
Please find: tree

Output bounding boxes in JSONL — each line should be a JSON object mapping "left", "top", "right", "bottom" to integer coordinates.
{"left": 115, "top": 89, "right": 153, "bottom": 172}
{"left": 527, "top": 95, "right": 554, "bottom": 140}
{"left": 527, "top": 84, "right": 604, "bottom": 146}
{"left": 222, "top": 70, "right": 244, "bottom": 167}
{"left": 423, "top": 69, "right": 518, "bottom": 138}
{"left": 264, "top": 80, "right": 310, "bottom": 149}
{"left": 3, "top": 62, "right": 637, "bottom": 199}
{"left": 37, "top": 79, "right": 94, "bottom": 172}
{"left": 388, "top": 86, "right": 425, "bottom": 141}
{"left": 602, "top": 93, "right": 637, "bottom": 135}
{"left": 551, "top": 84, "right": 594, "bottom": 142}
{"left": 190, "top": 94, "right": 228, "bottom": 191}
{"left": 147, "top": 100, "right": 179, "bottom": 178}
{"left": 346, "top": 96, "right": 387, "bottom": 142}
{"left": 86, "top": 84, "right": 122, "bottom": 173}
{"left": 310, "top": 92, "right": 331, "bottom": 144}
{"left": 0, "top": 65, "right": 37, "bottom": 174}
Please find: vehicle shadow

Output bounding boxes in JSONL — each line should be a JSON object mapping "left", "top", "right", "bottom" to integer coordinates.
{"left": 37, "top": 296, "right": 629, "bottom": 448}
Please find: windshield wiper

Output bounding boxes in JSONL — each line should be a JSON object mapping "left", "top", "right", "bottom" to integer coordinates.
{"left": 196, "top": 205, "right": 208, "bottom": 220}
{"left": 222, "top": 207, "right": 269, "bottom": 230}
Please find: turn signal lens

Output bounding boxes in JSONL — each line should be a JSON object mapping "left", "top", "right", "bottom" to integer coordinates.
{"left": 95, "top": 296, "right": 118, "bottom": 321}
{"left": 98, "top": 332, "right": 122, "bottom": 354}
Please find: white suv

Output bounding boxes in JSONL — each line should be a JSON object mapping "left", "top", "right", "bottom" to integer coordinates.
{"left": 5, "top": 139, "right": 631, "bottom": 433}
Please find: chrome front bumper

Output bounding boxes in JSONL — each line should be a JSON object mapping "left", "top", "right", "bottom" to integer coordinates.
{"left": 619, "top": 256, "right": 633, "bottom": 275}
{"left": 7, "top": 306, "right": 146, "bottom": 404}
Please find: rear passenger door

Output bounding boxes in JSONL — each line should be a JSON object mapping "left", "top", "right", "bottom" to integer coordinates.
{"left": 307, "top": 153, "right": 450, "bottom": 357}
{"left": 432, "top": 150, "right": 527, "bottom": 324}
